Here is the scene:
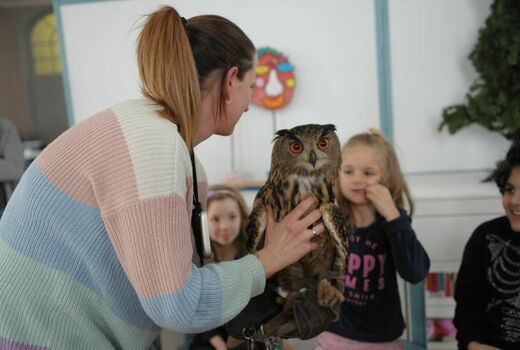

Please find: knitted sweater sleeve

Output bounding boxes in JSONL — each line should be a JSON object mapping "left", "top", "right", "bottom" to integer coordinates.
{"left": 99, "top": 102, "right": 265, "bottom": 332}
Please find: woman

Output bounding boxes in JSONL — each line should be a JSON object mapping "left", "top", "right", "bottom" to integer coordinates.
{"left": 0, "top": 6, "right": 323, "bottom": 350}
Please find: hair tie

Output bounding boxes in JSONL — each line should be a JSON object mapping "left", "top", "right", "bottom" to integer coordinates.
{"left": 367, "top": 128, "right": 383, "bottom": 138}
{"left": 207, "top": 189, "right": 236, "bottom": 200}
{"left": 181, "top": 16, "right": 188, "bottom": 26}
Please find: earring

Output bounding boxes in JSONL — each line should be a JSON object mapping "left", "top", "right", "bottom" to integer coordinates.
{"left": 225, "top": 98, "right": 232, "bottom": 104}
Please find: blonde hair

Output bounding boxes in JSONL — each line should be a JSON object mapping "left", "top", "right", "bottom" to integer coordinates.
{"left": 136, "top": 6, "right": 255, "bottom": 151}
{"left": 335, "top": 128, "right": 414, "bottom": 223}
{"left": 207, "top": 184, "right": 249, "bottom": 259}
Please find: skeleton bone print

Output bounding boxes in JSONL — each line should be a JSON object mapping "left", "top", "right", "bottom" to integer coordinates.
{"left": 486, "top": 234, "right": 520, "bottom": 342}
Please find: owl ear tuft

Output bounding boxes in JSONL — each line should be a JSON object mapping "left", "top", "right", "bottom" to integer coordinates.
{"left": 273, "top": 129, "right": 292, "bottom": 143}
{"left": 322, "top": 124, "right": 337, "bottom": 133}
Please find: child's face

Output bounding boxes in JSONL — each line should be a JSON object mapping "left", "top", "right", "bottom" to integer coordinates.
{"left": 502, "top": 166, "right": 520, "bottom": 232}
{"left": 339, "top": 144, "right": 383, "bottom": 205}
{"left": 208, "top": 197, "right": 242, "bottom": 246}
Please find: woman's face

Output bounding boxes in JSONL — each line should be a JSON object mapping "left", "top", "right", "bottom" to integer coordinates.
{"left": 503, "top": 166, "right": 520, "bottom": 232}
{"left": 208, "top": 197, "right": 242, "bottom": 247}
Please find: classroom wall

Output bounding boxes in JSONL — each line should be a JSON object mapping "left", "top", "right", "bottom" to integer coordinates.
{"left": 56, "top": 0, "right": 508, "bottom": 184}
{"left": 389, "top": 0, "right": 507, "bottom": 173}
{"left": 57, "top": 0, "right": 380, "bottom": 183}
{"left": 55, "top": 1, "right": 509, "bottom": 349}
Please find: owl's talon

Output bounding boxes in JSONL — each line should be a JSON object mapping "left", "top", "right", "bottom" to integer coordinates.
{"left": 317, "top": 279, "right": 344, "bottom": 309}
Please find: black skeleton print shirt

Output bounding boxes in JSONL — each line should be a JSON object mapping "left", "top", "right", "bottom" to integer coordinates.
{"left": 454, "top": 216, "right": 520, "bottom": 350}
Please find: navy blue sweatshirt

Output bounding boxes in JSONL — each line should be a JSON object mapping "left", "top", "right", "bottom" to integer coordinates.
{"left": 454, "top": 216, "right": 520, "bottom": 350}
{"left": 327, "top": 209, "right": 430, "bottom": 342}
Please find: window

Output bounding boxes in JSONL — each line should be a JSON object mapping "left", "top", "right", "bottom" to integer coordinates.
{"left": 31, "top": 13, "right": 61, "bottom": 75}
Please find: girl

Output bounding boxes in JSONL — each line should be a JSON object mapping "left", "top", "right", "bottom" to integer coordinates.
{"left": 316, "top": 129, "right": 430, "bottom": 350}
{"left": 190, "top": 185, "right": 249, "bottom": 350}
{"left": 190, "top": 185, "right": 295, "bottom": 350}
{"left": 0, "top": 6, "right": 323, "bottom": 350}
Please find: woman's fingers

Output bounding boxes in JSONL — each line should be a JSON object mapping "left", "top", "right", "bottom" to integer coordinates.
{"left": 255, "top": 198, "right": 324, "bottom": 278}
{"left": 284, "top": 196, "right": 316, "bottom": 221}
{"left": 297, "top": 209, "right": 322, "bottom": 232}
{"left": 310, "top": 222, "right": 325, "bottom": 238}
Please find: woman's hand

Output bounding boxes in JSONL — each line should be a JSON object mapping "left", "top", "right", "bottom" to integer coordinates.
{"left": 365, "top": 184, "right": 400, "bottom": 222}
{"left": 255, "top": 196, "right": 323, "bottom": 278}
{"left": 468, "top": 341, "right": 501, "bottom": 350}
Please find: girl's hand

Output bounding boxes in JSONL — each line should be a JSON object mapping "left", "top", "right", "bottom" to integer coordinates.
{"left": 365, "top": 184, "right": 400, "bottom": 222}
{"left": 209, "top": 335, "right": 227, "bottom": 350}
{"left": 468, "top": 341, "right": 501, "bottom": 350}
{"left": 255, "top": 196, "right": 323, "bottom": 278}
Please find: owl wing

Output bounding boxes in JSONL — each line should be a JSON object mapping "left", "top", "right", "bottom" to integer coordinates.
{"left": 246, "top": 185, "right": 269, "bottom": 252}
{"left": 321, "top": 202, "right": 349, "bottom": 291}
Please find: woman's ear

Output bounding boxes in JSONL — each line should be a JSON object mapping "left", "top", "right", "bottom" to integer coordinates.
{"left": 224, "top": 66, "right": 239, "bottom": 98}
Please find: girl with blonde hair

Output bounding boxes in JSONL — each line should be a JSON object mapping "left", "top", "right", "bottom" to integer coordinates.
{"left": 316, "top": 129, "right": 430, "bottom": 350}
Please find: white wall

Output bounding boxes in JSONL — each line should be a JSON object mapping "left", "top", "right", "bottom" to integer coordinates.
{"left": 57, "top": 1, "right": 509, "bottom": 348}
{"left": 389, "top": 0, "right": 508, "bottom": 173}
{"left": 59, "top": 0, "right": 508, "bottom": 183}
{"left": 58, "top": 0, "right": 380, "bottom": 183}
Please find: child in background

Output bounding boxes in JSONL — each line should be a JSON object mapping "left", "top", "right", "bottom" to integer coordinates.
{"left": 454, "top": 139, "right": 520, "bottom": 350}
{"left": 189, "top": 185, "right": 249, "bottom": 350}
{"left": 189, "top": 185, "right": 294, "bottom": 350}
{"left": 316, "top": 129, "right": 430, "bottom": 350}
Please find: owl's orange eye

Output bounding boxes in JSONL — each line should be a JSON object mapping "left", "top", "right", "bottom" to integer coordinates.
{"left": 289, "top": 142, "right": 303, "bottom": 154}
{"left": 317, "top": 138, "right": 330, "bottom": 150}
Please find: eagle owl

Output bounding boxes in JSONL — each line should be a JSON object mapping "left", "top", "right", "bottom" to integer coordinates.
{"left": 247, "top": 123, "right": 348, "bottom": 337}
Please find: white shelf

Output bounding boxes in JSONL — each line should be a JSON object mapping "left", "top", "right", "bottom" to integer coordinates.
{"left": 426, "top": 297, "right": 456, "bottom": 307}
{"left": 426, "top": 306, "right": 455, "bottom": 319}
{"left": 428, "top": 341, "right": 457, "bottom": 350}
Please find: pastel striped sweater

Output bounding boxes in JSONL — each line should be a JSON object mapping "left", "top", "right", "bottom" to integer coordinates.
{"left": 0, "top": 99, "right": 265, "bottom": 350}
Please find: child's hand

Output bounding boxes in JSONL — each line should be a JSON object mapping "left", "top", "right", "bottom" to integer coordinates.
{"left": 365, "top": 184, "right": 400, "bottom": 222}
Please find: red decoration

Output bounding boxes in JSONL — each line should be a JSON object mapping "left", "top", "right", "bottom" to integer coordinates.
{"left": 252, "top": 47, "right": 296, "bottom": 110}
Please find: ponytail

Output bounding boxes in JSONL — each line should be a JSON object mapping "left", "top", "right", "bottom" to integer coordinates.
{"left": 137, "top": 6, "right": 200, "bottom": 150}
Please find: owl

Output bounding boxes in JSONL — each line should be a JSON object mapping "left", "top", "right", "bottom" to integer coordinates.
{"left": 247, "top": 123, "right": 348, "bottom": 338}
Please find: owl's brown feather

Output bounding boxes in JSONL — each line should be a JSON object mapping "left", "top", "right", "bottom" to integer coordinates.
{"left": 246, "top": 124, "right": 349, "bottom": 336}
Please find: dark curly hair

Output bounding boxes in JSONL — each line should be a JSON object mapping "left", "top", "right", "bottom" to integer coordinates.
{"left": 489, "top": 138, "right": 520, "bottom": 194}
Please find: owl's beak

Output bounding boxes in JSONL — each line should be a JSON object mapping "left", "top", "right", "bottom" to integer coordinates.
{"left": 309, "top": 150, "right": 317, "bottom": 168}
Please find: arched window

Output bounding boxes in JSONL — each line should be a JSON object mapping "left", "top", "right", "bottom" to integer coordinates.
{"left": 31, "top": 13, "right": 61, "bottom": 76}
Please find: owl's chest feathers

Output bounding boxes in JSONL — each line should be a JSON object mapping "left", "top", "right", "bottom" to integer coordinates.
{"left": 264, "top": 174, "right": 335, "bottom": 219}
